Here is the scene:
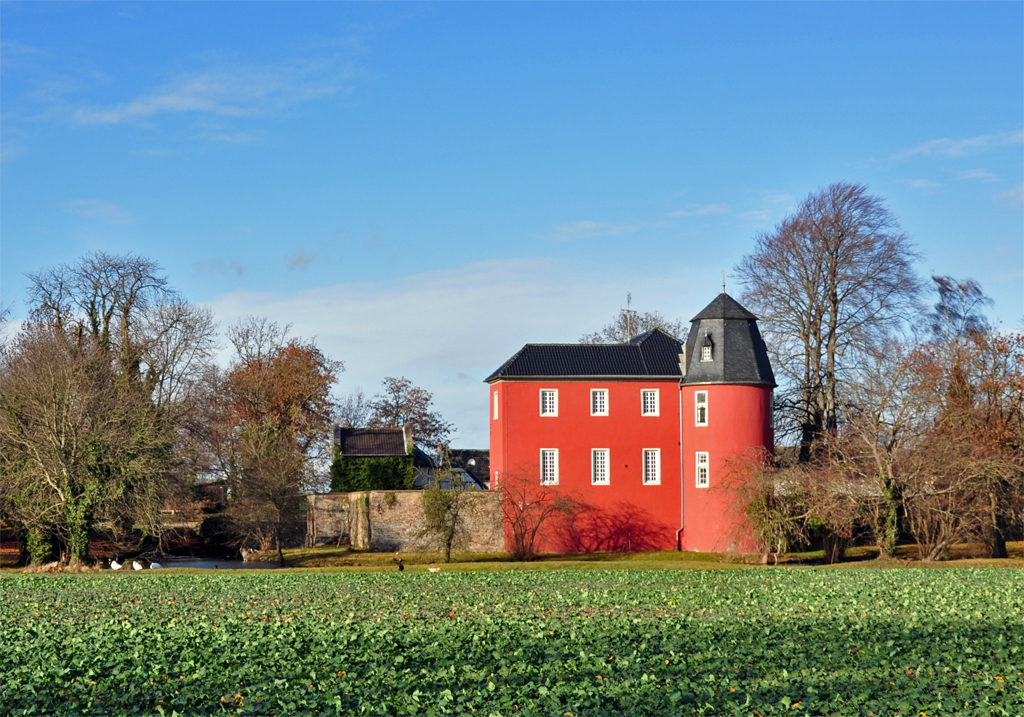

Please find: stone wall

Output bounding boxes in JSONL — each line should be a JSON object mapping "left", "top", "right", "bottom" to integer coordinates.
{"left": 306, "top": 490, "right": 503, "bottom": 553}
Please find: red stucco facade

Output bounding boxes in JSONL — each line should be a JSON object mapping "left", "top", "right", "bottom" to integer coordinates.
{"left": 680, "top": 383, "right": 773, "bottom": 552}
{"left": 490, "top": 378, "right": 683, "bottom": 552}
{"left": 490, "top": 379, "right": 773, "bottom": 553}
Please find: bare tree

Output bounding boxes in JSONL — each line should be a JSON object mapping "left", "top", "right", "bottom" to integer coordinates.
{"left": 728, "top": 450, "right": 861, "bottom": 565}
{"left": 913, "top": 277, "right": 1022, "bottom": 558}
{"left": 27, "top": 251, "right": 182, "bottom": 383}
{"left": 580, "top": 302, "right": 686, "bottom": 344}
{"left": 0, "top": 323, "right": 174, "bottom": 564}
{"left": 499, "top": 467, "right": 572, "bottom": 560}
{"left": 369, "top": 376, "right": 453, "bottom": 452}
{"left": 928, "top": 275, "right": 993, "bottom": 342}
{"left": 839, "top": 339, "right": 931, "bottom": 558}
{"left": 139, "top": 301, "right": 219, "bottom": 409}
{"left": 3, "top": 253, "right": 214, "bottom": 564}
{"left": 419, "top": 453, "right": 474, "bottom": 563}
{"left": 736, "top": 183, "right": 923, "bottom": 461}
{"left": 226, "top": 316, "right": 291, "bottom": 366}
{"left": 337, "top": 388, "right": 373, "bottom": 428}
{"left": 899, "top": 432, "right": 986, "bottom": 561}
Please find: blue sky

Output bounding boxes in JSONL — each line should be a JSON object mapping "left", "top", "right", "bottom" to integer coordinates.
{"left": 2, "top": 2, "right": 1022, "bottom": 447}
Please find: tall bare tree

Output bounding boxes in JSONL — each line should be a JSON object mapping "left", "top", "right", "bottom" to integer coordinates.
{"left": 736, "top": 182, "right": 923, "bottom": 460}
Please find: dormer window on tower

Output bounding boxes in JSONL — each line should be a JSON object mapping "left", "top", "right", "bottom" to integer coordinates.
{"left": 701, "top": 332, "right": 714, "bottom": 362}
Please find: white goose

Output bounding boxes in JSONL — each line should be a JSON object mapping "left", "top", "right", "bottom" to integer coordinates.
{"left": 150, "top": 562, "right": 163, "bottom": 569}
{"left": 132, "top": 560, "right": 144, "bottom": 571}
{"left": 110, "top": 557, "right": 123, "bottom": 570}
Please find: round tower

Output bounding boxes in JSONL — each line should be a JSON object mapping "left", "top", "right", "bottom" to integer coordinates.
{"left": 679, "top": 293, "right": 775, "bottom": 553}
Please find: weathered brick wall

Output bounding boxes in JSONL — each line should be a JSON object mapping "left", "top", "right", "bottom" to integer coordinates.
{"left": 306, "top": 490, "right": 503, "bottom": 553}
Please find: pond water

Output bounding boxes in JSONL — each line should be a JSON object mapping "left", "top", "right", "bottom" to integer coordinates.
{"left": 158, "top": 557, "right": 280, "bottom": 570}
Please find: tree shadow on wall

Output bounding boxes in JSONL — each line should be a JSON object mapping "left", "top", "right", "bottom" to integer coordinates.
{"left": 554, "top": 500, "right": 672, "bottom": 553}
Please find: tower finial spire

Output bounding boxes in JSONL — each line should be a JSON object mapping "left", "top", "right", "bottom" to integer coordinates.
{"left": 721, "top": 270, "right": 727, "bottom": 293}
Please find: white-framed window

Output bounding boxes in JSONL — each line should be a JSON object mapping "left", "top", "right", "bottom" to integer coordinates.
{"left": 643, "top": 448, "right": 661, "bottom": 485}
{"left": 641, "top": 389, "right": 659, "bottom": 416}
{"left": 695, "top": 390, "right": 708, "bottom": 426}
{"left": 591, "top": 449, "right": 610, "bottom": 485}
{"left": 493, "top": 391, "right": 499, "bottom": 420}
{"left": 540, "top": 389, "right": 558, "bottom": 416}
{"left": 590, "top": 388, "right": 609, "bottom": 416}
{"left": 540, "top": 449, "right": 559, "bottom": 485}
{"left": 701, "top": 345, "right": 712, "bottom": 362}
{"left": 696, "top": 451, "right": 709, "bottom": 488}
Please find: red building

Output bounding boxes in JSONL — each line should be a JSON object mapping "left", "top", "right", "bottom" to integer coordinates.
{"left": 486, "top": 292, "right": 775, "bottom": 553}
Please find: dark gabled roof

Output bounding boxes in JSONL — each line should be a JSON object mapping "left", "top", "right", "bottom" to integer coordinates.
{"left": 689, "top": 293, "right": 758, "bottom": 322}
{"left": 682, "top": 293, "right": 776, "bottom": 387}
{"left": 334, "top": 427, "right": 410, "bottom": 456}
{"left": 448, "top": 449, "right": 490, "bottom": 488}
{"left": 486, "top": 328, "right": 684, "bottom": 382}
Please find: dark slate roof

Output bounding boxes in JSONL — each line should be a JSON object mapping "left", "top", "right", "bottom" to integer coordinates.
{"left": 334, "top": 427, "right": 410, "bottom": 456}
{"left": 486, "top": 328, "right": 684, "bottom": 382}
{"left": 689, "top": 293, "right": 758, "bottom": 322}
{"left": 681, "top": 293, "right": 776, "bottom": 387}
{"left": 448, "top": 449, "right": 490, "bottom": 488}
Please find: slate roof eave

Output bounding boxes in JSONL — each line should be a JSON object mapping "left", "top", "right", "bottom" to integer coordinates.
{"left": 486, "top": 374, "right": 682, "bottom": 383}
{"left": 680, "top": 378, "right": 778, "bottom": 388}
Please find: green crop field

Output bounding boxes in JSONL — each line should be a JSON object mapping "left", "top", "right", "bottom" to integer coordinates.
{"left": 1, "top": 569, "right": 1021, "bottom": 716}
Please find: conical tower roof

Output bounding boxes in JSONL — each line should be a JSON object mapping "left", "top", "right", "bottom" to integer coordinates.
{"left": 681, "top": 293, "right": 775, "bottom": 387}
{"left": 689, "top": 293, "right": 758, "bottom": 322}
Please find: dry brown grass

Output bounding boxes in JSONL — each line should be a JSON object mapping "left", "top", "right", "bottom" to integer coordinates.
{"left": 274, "top": 541, "right": 1024, "bottom": 573}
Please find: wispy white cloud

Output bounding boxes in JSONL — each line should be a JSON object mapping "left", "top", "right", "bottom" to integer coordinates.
{"left": 891, "top": 129, "right": 1024, "bottom": 161}
{"left": 540, "top": 220, "right": 641, "bottom": 242}
{"left": 902, "top": 179, "right": 941, "bottom": 190}
{"left": 0, "top": 41, "right": 49, "bottom": 59}
{"left": 197, "top": 129, "right": 261, "bottom": 144}
{"left": 997, "top": 184, "right": 1024, "bottom": 207}
{"left": 63, "top": 199, "right": 140, "bottom": 225}
{"left": 667, "top": 203, "right": 729, "bottom": 218}
{"left": 205, "top": 258, "right": 707, "bottom": 446}
{"left": 72, "top": 57, "right": 358, "bottom": 126}
{"left": 960, "top": 169, "right": 998, "bottom": 182}
{"left": 0, "top": 141, "right": 27, "bottom": 163}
